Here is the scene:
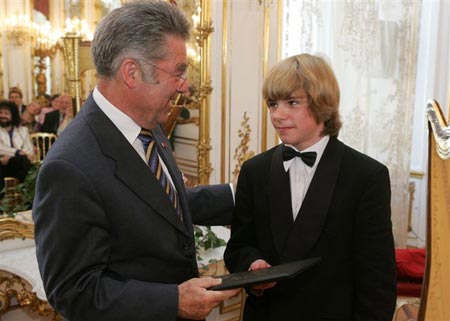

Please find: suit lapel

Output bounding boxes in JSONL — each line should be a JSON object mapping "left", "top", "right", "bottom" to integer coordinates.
{"left": 283, "top": 137, "right": 343, "bottom": 259}
{"left": 82, "top": 97, "right": 189, "bottom": 236}
{"left": 269, "top": 145, "right": 295, "bottom": 255}
{"left": 50, "top": 111, "right": 60, "bottom": 133}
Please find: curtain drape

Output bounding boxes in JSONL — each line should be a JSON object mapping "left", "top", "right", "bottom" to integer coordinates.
{"left": 282, "top": 0, "right": 422, "bottom": 247}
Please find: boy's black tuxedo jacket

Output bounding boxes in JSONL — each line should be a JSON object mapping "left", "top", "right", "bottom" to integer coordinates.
{"left": 225, "top": 137, "right": 396, "bottom": 321}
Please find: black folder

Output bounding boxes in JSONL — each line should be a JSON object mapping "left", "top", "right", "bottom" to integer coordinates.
{"left": 209, "top": 257, "right": 321, "bottom": 291}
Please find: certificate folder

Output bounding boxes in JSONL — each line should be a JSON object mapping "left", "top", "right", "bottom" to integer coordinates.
{"left": 209, "top": 257, "right": 321, "bottom": 291}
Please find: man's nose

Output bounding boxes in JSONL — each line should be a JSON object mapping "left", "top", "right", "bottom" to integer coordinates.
{"left": 177, "top": 78, "right": 189, "bottom": 93}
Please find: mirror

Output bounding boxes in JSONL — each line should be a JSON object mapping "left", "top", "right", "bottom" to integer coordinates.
{"left": 170, "top": 0, "right": 213, "bottom": 186}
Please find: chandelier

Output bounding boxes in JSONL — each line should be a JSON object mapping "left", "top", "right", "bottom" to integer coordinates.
{"left": 63, "top": 17, "right": 93, "bottom": 40}
{"left": 35, "top": 21, "right": 63, "bottom": 57}
{"left": 4, "top": 14, "right": 38, "bottom": 46}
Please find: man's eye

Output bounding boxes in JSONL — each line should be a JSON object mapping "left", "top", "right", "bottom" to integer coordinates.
{"left": 267, "top": 102, "right": 277, "bottom": 108}
{"left": 288, "top": 100, "right": 299, "bottom": 106}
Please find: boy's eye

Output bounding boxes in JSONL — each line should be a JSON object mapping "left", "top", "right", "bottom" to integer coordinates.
{"left": 287, "top": 100, "right": 299, "bottom": 106}
{"left": 267, "top": 101, "right": 278, "bottom": 108}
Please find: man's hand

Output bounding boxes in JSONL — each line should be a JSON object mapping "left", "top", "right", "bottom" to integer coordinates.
{"left": 17, "top": 150, "right": 35, "bottom": 162}
{"left": 64, "top": 104, "right": 74, "bottom": 119}
{"left": 178, "top": 277, "right": 241, "bottom": 320}
{"left": 25, "top": 152, "right": 35, "bottom": 162}
{"left": 0, "top": 155, "right": 10, "bottom": 165}
{"left": 248, "top": 259, "right": 277, "bottom": 295}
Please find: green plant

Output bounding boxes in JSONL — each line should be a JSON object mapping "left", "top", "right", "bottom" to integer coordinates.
{"left": 0, "top": 164, "right": 40, "bottom": 216}
{"left": 194, "top": 225, "right": 227, "bottom": 267}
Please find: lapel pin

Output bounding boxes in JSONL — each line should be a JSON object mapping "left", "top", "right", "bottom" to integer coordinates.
{"left": 161, "top": 142, "right": 167, "bottom": 148}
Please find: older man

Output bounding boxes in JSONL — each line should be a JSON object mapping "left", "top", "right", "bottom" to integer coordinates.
{"left": 41, "top": 93, "right": 73, "bottom": 135}
{"left": 33, "top": 2, "right": 237, "bottom": 321}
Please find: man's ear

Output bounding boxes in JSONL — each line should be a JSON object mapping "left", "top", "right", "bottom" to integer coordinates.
{"left": 120, "top": 58, "right": 139, "bottom": 88}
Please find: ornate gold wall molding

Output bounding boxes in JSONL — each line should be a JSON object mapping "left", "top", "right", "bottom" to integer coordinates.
{"left": 0, "top": 217, "right": 34, "bottom": 241}
{"left": 199, "top": 81, "right": 214, "bottom": 102}
{"left": 197, "top": 0, "right": 214, "bottom": 184}
{"left": 195, "top": 20, "right": 214, "bottom": 46}
{"left": 0, "top": 213, "right": 61, "bottom": 319}
{"left": 232, "top": 112, "right": 255, "bottom": 178}
{"left": 0, "top": 32, "right": 3, "bottom": 98}
{"left": 260, "top": 2, "right": 271, "bottom": 152}
{"left": 220, "top": 0, "right": 228, "bottom": 183}
{"left": 0, "top": 271, "right": 62, "bottom": 321}
{"left": 198, "top": 137, "right": 212, "bottom": 181}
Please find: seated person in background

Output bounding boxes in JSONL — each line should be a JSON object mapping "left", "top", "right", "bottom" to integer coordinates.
{"left": 0, "top": 100, "right": 34, "bottom": 183}
{"left": 8, "top": 86, "right": 27, "bottom": 115}
{"left": 21, "top": 100, "right": 43, "bottom": 134}
{"left": 39, "top": 93, "right": 59, "bottom": 125}
{"left": 41, "top": 93, "right": 73, "bottom": 135}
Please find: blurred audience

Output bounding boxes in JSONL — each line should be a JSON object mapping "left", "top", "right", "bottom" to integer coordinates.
{"left": 8, "top": 86, "right": 27, "bottom": 115}
{"left": 0, "top": 100, "right": 34, "bottom": 186}
{"left": 39, "top": 93, "right": 60, "bottom": 124}
{"left": 21, "top": 100, "right": 43, "bottom": 134}
{"left": 41, "top": 93, "right": 73, "bottom": 135}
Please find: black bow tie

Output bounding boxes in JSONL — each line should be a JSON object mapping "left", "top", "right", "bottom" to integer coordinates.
{"left": 282, "top": 146, "right": 317, "bottom": 167}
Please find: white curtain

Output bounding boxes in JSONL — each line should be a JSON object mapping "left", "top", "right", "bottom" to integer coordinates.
{"left": 282, "top": 0, "right": 422, "bottom": 247}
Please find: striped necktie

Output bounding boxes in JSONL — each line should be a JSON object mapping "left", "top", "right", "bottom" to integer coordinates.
{"left": 138, "top": 129, "right": 182, "bottom": 219}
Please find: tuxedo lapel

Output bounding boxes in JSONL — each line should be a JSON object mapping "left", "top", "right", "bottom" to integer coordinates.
{"left": 283, "top": 137, "right": 343, "bottom": 259}
{"left": 269, "top": 145, "right": 295, "bottom": 255}
{"left": 82, "top": 97, "right": 189, "bottom": 236}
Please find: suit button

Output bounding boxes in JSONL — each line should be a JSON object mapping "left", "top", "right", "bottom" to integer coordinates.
{"left": 183, "top": 242, "right": 191, "bottom": 251}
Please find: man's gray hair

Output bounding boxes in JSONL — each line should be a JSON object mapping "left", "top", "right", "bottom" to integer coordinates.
{"left": 91, "top": 0, "right": 190, "bottom": 79}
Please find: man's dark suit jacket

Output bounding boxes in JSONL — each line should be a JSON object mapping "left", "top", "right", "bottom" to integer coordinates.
{"left": 224, "top": 137, "right": 397, "bottom": 321}
{"left": 33, "top": 95, "right": 233, "bottom": 321}
{"left": 40, "top": 109, "right": 61, "bottom": 134}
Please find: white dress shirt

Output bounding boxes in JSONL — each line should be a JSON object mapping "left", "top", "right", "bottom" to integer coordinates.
{"left": 0, "top": 126, "right": 35, "bottom": 156}
{"left": 93, "top": 87, "right": 177, "bottom": 189}
{"left": 283, "top": 135, "right": 330, "bottom": 221}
